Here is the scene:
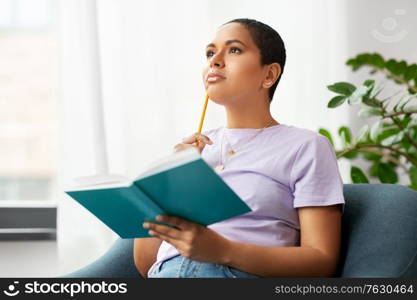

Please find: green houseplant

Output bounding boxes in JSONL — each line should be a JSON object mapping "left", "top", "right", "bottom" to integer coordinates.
{"left": 318, "top": 52, "right": 417, "bottom": 190}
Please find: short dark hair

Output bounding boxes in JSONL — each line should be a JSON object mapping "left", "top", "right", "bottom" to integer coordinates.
{"left": 222, "top": 18, "right": 286, "bottom": 103}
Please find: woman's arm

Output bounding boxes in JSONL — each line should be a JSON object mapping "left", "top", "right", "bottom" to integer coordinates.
{"left": 220, "top": 204, "right": 343, "bottom": 277}
{"left": 133, "top": 237, "right": 162, "bottom": 278}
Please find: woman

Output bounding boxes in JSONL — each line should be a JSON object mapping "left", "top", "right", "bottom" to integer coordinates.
{"left": 134, "top": 18, "right": 345, "bottom": 278}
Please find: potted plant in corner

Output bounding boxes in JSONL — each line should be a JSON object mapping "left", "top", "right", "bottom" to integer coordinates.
{"left": 318, "top": 52, "right": 417, "bottom": 190}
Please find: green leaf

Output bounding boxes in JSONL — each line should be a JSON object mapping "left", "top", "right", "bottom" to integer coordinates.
{"left": 394, "top": 95, "right": 413, "bottom": 112}
{"left": 405, "top": 64, "right": 417, "bottom": 81}
{"left": 386, "top": 59, "right": 399, "bottom": 74}
{"left": 370, "top": 53, "right": 385, "bottom": 68}
{"left": 347, "top": 85, "right": 368, "bottom": 105}
{"left": 340, "top": 131, "right": 348, "bottom": 148}
{"left": 363, "top": 151, "right": 382, "bottom": 161}
{"left": 400, "top": 138, "right": 412, "bottom": 151}
{"left": 380, "top": 131, "right": 405, "bottom": 146}
{"left": 386, "top": 59, "right": 407, "bottom": 76}
{"left": 318, "top": 128, "right": 334, "bottom": 147}
{"left": 354, "top": 124, "right": 370, "bottom": 145}
{"left": 404, "top": 127, "right": 415, "bottom": 137}
{"left": 377, "top": 162, "right": 398, "bottom": 183}
{"left": 346, "top": 58, "right": 361, "bottom": 71}
{"left": 406, "top": 118, "right": 417, "bottom": 129}
{"left": 382, "top": 121, "right": 395, "bottom": 128}
{"left": 358, "top": 107, "right": 383, "bottom": 117}
{"left": 327, "top": 82, "right": 356, "bottom": 96}
{"left": 410, "top": 147, "right": 417, "bottom": 155}
{"left": 362, "top": 96, "right": 381, "bottom": 108}
{"left": 357, "top": 53, "right": 371, "bottom": 65}
{"left": 371, "top": 84, "right": 385, "bottom": 100}
{"left": 403, "top": 105, "right": 417, "bottom": 113}
{"left": 397, "top": 60, "right": 407, "bottom": 76}
{"left": 351, "top": 166, "right": 369, "bottom": 183}
{"left": 377, "top": 127, "right": 400, "bottom": 143}
{"left": 402, "top": 114, "right": 412, "bottom": 127}
{"left": 338, "top": 126, "right": 352, "bottom": 143}
{"left": 369, "top": 163, "right": 379, "bottom": 177}
{"left": 328, "top": 95, "right": 347, "bottom": 108}
{"left": 346, "top": 58, "right": 356, "bottom": 65}
{"left": 410, "top": 165, "right": 417, "bottom": 187}
{"left": 410, "top": 127, "right": 417, "bottom": 141}
{"left": 370, "top": 120, "right": 383, "bottom": 143}
{"left": 363, "top": 79, "right": 375, "bottom": 88}
{"left": 343, "top": 150, "right": 358, "bottom": 159}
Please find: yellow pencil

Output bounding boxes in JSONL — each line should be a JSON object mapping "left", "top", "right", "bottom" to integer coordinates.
{"left": 195, "top": 91, "right": 209, "bottom": 147}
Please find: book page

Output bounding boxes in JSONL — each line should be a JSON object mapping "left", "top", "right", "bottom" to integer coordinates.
{"left": 63, "top": 148, "right": 202, "bottom": 191}
{"left": 132, "top": 147, "right": 201, "bottom": 181}
{"left": 63, "top": 174, "right": 130, "bottom": 192}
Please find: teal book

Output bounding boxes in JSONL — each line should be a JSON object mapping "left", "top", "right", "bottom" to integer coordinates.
{"left": 64, "top": 147, "right": 251, "bottom": 239}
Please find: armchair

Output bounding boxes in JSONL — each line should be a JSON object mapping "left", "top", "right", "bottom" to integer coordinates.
{"left": 61, "top": 184, "right": 417, "bottom": 278}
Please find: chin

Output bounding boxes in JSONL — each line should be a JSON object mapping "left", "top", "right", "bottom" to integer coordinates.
{"left": 208, "top": 95, "right": 230, "bottom": 106}
{"left": 206, "top": 88, "right": 233, "bottom": 105}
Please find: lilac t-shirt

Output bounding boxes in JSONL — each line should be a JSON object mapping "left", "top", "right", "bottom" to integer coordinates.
{"left": 147, "top": 123, "right": 345, "bottom": 276}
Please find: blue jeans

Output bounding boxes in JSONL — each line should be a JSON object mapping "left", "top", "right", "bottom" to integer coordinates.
{"left": 148, "top": 255, "right": 260, "bottom": 278}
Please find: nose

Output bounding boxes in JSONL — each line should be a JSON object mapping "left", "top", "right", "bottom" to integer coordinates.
{"left": 209, "top": 51, "right": 224, "bottom": 69}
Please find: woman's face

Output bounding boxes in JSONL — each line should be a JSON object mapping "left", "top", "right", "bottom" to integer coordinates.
{"left": 202, "top": 23, "right": 268, "bottom": 106}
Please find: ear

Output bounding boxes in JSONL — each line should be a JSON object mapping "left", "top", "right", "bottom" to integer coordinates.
{"left": 262, "top": 63, "right": 282, "bottom": 89}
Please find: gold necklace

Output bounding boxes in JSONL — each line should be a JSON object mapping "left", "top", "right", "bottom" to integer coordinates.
{"left": 214, "top": 119, "right": 276, "bottom": 172}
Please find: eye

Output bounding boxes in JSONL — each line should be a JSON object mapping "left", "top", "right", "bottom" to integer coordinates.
{"left": 230, "top": 47, "right": 242, "bottom": 54}
{"left": 206, "top": 50, "right": 214, "bottom": 58}
{"left": 206, "top": 47, "right": 242, "bottom": 58}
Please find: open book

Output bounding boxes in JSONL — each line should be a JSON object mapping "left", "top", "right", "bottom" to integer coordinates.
{"left": 63, "top": 147, "right": 251, "bottom": 238}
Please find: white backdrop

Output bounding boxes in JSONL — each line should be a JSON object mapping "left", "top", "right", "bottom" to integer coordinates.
{"left": 55, "top": 0, "right": 417, "bottom": 275}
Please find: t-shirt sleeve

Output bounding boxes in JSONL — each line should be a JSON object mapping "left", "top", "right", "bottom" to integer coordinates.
{"left": 201, "top": 128, "right": 216, "bottom": 138}
{"left": 290, "top": 134, "right": 345, "bottom": 214}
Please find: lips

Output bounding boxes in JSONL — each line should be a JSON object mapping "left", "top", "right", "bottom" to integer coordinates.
{"left": 206, "top": 72, "right": 226, "bottom": 83}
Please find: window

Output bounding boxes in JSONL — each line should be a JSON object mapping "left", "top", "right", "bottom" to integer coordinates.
{"left": 0, "top": 0, "right": 57, "bottom": 204}
{"left": 0, "top": 0, "right": 57, "bottom": 239}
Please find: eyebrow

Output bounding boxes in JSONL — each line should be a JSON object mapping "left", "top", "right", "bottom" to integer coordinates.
{"left": 206, "top": 39, "right": 247, "bottom": 49}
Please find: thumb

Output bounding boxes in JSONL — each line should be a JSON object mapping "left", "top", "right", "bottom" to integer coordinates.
{"left": 192, "top": 140, "right": 206, "bottom": 153}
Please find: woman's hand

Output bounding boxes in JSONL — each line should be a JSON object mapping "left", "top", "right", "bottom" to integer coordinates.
{"left": 173, "top": 132, "right": 213, "bottom": 154}
{"left": 142, "top": 215, "right": 231, "bottom": 264}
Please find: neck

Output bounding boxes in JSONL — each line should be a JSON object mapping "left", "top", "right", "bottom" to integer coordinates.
{"left": 224, "top": 95, "right": 278, "bottom": 129}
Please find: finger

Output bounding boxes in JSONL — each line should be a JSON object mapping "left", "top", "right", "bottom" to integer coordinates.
{"left": 181, "top": 133, "right": 198, "bottom": 144}
{"left": 156, "top": 215, "right": 193, "bottom": 231}
{"left": 173, "top": 143, "right": 194, "bottom": 153}
{"left": 174, "top": 143, "right": 204, "bottom": 154}
{"left": 188, "top": 137, "right": 212, "bottom": 151}
{"left": 182, "top": 133, "right": 213, "bottom": 145}
{"left": 143, "top": 222, "right": 181, "bottom": 238}
{"left": 149, "top": 230, "right": 176, "bottom": 245}
{"left": 198, "top": 134, "right": 213, "bottom": 145}
{"left": 196, "top": 141, "right": 206, "bottom": 153}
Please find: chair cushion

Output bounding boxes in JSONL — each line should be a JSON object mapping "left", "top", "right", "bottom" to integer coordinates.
{"left": 335, "top": 184, "right": 417, "bottom": 277}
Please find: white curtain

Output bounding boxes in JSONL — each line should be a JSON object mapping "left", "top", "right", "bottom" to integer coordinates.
{"left": 55, "top": 0, "right": 375, "bottom": 274}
